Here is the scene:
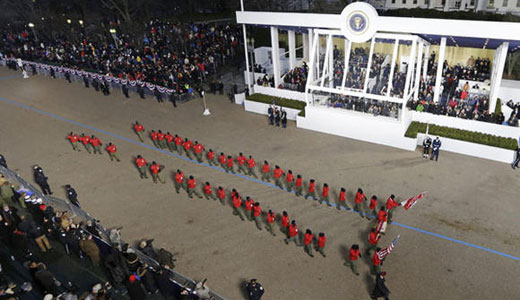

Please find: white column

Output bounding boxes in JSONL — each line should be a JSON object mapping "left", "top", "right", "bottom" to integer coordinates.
{"left": 404, "top": 39, "right": 417, "bottom": 99}
{"left": 328, "top": 36, "right": 334, "bottom": 88}
{"left": 363, "top": 39, "right": 375, "bottom": 93}
{"left": 341, "top": 39, "right": 352, "bottom": 90}
{"left": 288, "top": 30, "right": 296, "bottom": 69}
{"left": 242, "top": 24, "right": 252, "bottom": 93}
{"left": 433, "top": 37, "right": 446, "bottom": 103}
{"left": 303, "top": 33, "right": 309, "bottom": 62}
{"left": 489, "top": 42, "right": 509, "bottom": 113}
{"left": 422, "top": 44, "right": 430, "bottom": 81}
{"left": 386, "top": 39, "right": 400, "bottom": 97}
{"left": 305, "top": 32, "right": 320, "bottom": 104}
{"left": 414, "top": 42, "right": 424, "bottom": 101}
{"left": 320, "top": 34, "right": 332, "bottom": 87}
{"left": 270, "top": 26, "right": 281, "bottom": 88}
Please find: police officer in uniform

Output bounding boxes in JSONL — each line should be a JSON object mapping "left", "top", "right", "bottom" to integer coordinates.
{"left": 122, "top": 83, "right": 129, "bottom": 98}
{"left": 268, "top": 105, "right": 274, "bottom": 125}
{"left": 92, "top": 79, "right": 100, "bottom": 91}
{"left": 512, "top": 145, "right": 520, "bottom": 170}
{"left": 281, "top": 109, "right": 287, "bottom": 128}
{"left": 422, "top": 136, "right": 432, "bottom": 159}
{"left": 34, "top": 165, "right": 52, "bottom": 195}
{"left": 65, "top": 71, "right": 72, "bottom": 83}
{"left": 65, "top": 184, "right": 80, "bottom": 207}
{"left": 83, "top": 75, "right": 90, "bottom": 88}
{"left": 246, "top": 279, "right": 264, "bottom": 300}
{"left": 137, "top": 84, "right": 146, "bottom": 99}
{"left": 431, "top": 137, "right": 442, "bottom": 161}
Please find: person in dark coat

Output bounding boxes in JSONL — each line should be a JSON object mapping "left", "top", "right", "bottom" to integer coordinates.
{"left": 0, "top": 154, "right": 7, "bottom": 168}
{"left": 33, "top": 165, "right": 52, "bottom": 195}
{"left": 65, "top": 185, "right": 80, "bottom": 207}
{"left": 281, "top": 110, "right": 287, "bottom": 128}
{"left": 103, "top": 249, "right": 128, "bottom": 289}
{"left": 126, "top": 274, "right": 147, "bottom": 300}
{"left": 371, "top": 272, "right": 390, "bottom": 300}
{"left": 122, "top": 84, "right": 130, "bottom": 98}
{"left": 154, "top": 89, "right": 163, "bottom": 103}
{"left": 138, "top": 239, "right": 157, "bottom": 260}
{"left": 168, "top": 92, "right": 177, "bottom": 107}
{"left": 268, "top": 106, "right": 274, "bottom": 125}
{"left": 246, "top": 279, "right": 264, "bottom": 300}
{"left": 137, "top": 85, "right": 145, "bottom": 99}
{"left": 92, "top": 79, "right": 100, "bottom": 91}
{"left": 275, "top": 108, "right": 281, "bottom": 127}
{"left": 83, "top": 75, "right": 90, "bottom": 88}
{"left": 154, "top": 268, "right": 175, "bottom": 299}
{"left": 137, "top": 263, "right": 158, "bottom": 294}
{"left": 157, "top": 248, "right": 176, "bottom": 269}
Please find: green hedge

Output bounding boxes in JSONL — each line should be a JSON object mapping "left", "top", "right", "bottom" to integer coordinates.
{"left": 246, "top": 93, "right": 306, "bottom": 117}
{"left": 494, "top": 98, "right": 502, "bottom": 116}
{"left": 405, "top": 121, "right": 518, "bottom": 150}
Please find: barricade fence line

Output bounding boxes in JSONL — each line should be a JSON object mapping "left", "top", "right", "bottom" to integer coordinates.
{"left": 0, "top": 165, "right": 226, "bottom": 300}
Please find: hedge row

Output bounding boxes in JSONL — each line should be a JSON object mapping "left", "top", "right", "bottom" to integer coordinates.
{"left": 246, "top": 93, "right": 307, "bottom": 117}
{"left": 405, "top": 121, "right": 518, "bottom": 150}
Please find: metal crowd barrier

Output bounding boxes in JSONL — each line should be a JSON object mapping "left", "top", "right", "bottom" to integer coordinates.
{"left": 0, "top": 165, "right": 226, "bottom": 300}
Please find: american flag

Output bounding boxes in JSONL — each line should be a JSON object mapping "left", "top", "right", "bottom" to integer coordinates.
{"left": 401, "top": 192, "right": 427, "bottom": 210}
{"left": 377, "top": 235, "right": 401, "bottom": 260}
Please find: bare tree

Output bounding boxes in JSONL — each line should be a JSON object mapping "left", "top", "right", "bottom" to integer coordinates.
{"left": 99, "top": 0, "right": 148, "bottom": 23}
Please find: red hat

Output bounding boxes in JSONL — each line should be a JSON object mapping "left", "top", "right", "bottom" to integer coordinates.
{"left": 129, "top": 275, "right": 136, "bottom": 283}
{"left": 381, "top": 272, "right": 387, "bottom": 277}
{"left": 39, "top": 204, "right": 47, "bottom": 211}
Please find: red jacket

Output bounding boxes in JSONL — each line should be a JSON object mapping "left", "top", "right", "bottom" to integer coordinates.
{"left": 157, "top": 132, "right": 165, "bottom": 140}
{"left": 227, "top": 159, "right": 233, "bottom": 168}
{"left": 355, "top": 192, "right": 365, "bottom": 204}
{"left": 80, "top": 135, "right": 90, "bottom": 145}
{"left": 377, "top": 210, "right": 388, "bottom": 222}
{"left": 106, "top": 145, "right": 117, "bottom": 153}
{"left": 339, "top": 190, "right": 346, "bottom": 202}
{"left": 136, "top": 157, "right": 147, "bottom": 168}
{"left": 151, "top": 132, "right": 158, "bottom": 140}
{"left": 174, "top": 136, "right": 183, "bottom": 145}
{"left": 273, "top": 168, "right": 284, "bottom": 179}
{"left": 317, "top": 235, "right": 326, "bottom": 248}
{"left": 236, "top": 155, "right": 246, "bottom": 165}
{"left": 370, "top": 197, "right": 378, "bottom": 210}
{"left": 303, "top": 233, "right": 313, "bottom": 245}
{"left": 286, "top": 173, "right": 294, "bottom": 183}
{"left": 150, "top": 163, "right": 161, "bottom": 174}
{"left": 386, "top": 197, "right": 399, "bottom": 210}
{"left": 245, "top": 199, "right": 254, "bottom": 211}
{"left": 232, "top": 195, "right": 242, "bottom": 208}
{"left": 308, "top": 181, "right": 315, "bottom": 193}
{"left": 67, "top": 134, "right": 79, "bottom": 143}
{"left": 90, "top": 138, "right": 101, "bottom": 147}
{"left": 165, "top": 134, "right": 173, "bottom": 143}
{"left": 207, "top": 151, "right": 215, "bottom": 160}
{"left": 247, "top": 158, "right": 256, "bottom": 168}
{"left": 253, "top": 205, "right": 262, "bottom": 217}
{"left": 175, "top": 172, "right": 185, "bottom": 183}
{"left": 349, "top": 248, "right": 360, "bottom": 261}
{"left": 322, "top": 186, "right": 329, "bottom": 197}
{"left": 217, "top": 188, "right": 226, "bottom": 199}
{"left": 288, "top": 224, "right": 298, "bottom": 237}
{"left": 183, "top": 140, "right": 193, "bottom": 151}
{"left": 219, "top": 154, "right": 226, "bottom": 165}
{"left": 187, "top": 178, "right": 196, "bottom": 189}
{"left": 134, "top": 124, "right": 144, "bottom": 132}
{"left": 296, "top": 177, "right": 302, "bottom": 187}
{"left": 372, "top": 251, "right": 381, "bottom": 266}
{"left": 369, "top": 231, "right": 380, "bottom": 245}
{"left": 262, "top": 163, "right": 270, "bottom": 173}
{"left": 282, "top": 215, "right": 289, "bottom": 228}
{"left": 194, "top": 144, "right": 204, "bottom": 154}
{"left": 267, "top": 212, "right": 275, "bottom": 224}
{"left": 204, "top": 184, "right": 212, "bottom": 195}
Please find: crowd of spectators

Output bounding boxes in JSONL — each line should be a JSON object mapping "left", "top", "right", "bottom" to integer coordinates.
{"left": 0, "top": 163, "right": 211, "bottom": 300}
{"left": 326, "top": 95, "right": 400, "bottom": 119}
{"left": 281, "top": 62, "right": 308, "bottom": 92}
{"left": 1, "top": 19, "right": 242, "bottom": 95}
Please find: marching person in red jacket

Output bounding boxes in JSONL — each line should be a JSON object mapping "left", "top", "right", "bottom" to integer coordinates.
{"left": 320, "top": 183, "right": 329, "bottom": 204}
{"left": 157, "top": 130, "right": 166, "bottom": 149}
{"left": 206, "top": 149, "right": 217, "bottom": 166}
{"left": 285, "top": 170, "right": 294, "bottom": 192}
{"left": 244, "top": 196, "right": 254, "bottom": 221}
{"left": 344, "top": 244, "right": 361, "bottom": 275}
{"left": 261, "top": 161, "right": 271, "bottom": 182}
{"left": 134, "top": 121, "right": 145, "bottom": 142}
{"left": 150, "top": 130, "right": 159, "bottom": 148}
{"left": 187, "top": 175, "right": 202, "bottom": 198}
{"left": 203, "top": 182, "right": 216, "bottom": 200}
{"left": 67, "top": 132, "right": 80, "bottom": 151}
{"left": 236, "top": 153, "right": 247, "bottom": 174}
{"left": 193, "top": 141, "right": 205, "bottom": 163}
{"left": 232, "top": 191, "right": 245, "bottom": 221}
{"left": 385, "top": 194, "right": 400, "bottom": 223}
{"left": 367, "top": 228, "right": 381, "bottom": 254}
{"left": 281, "top": 211, "right": 290, "bottom": 235}
{"left": 253, "top": 202, "right": 263, "bottom": 230}
{"left": 273, "top": 165, "right": 284, "bottom": 188}
{"left": 305, "top": 179, "right": 317, "bottom": 200}
{"left": 219, "top": 152, "right": 227, "bottom": 169}
{"left": 182, "top": 138, "right": 193, "bottom": 159}
{"left": 150, "top": 161, "right": 165, "bottom": 184}
{"left": 354, "top": 188, "right": 367, "bottom": 218}
{"left": 303, "top": 229, "right": 315, "bottom": 257}
{"left": 295, "top": 175, "right": 303, "bottom": 197}
{"left": 174, "top": 169, "right": 187, "bottom": 193}
{"left": 135, "top": 155, "right": 148, "bottom": 179}
{"left": 369, "top": 195, "right": 379, "bottom": 217}
{"left": 90, "top": 135, "right": 102, "bottom": 155}
{"left": 165, "top": 132, "right": 174, "bottom": 152}
{"left": 316, "top": 232, "right": 327, "bottom": 257}
{"left": 337, "top": 187, "right": 349, "bottom": 210}
{"left": 226, "top": 155, "right": 234, "bottom": 174}
{"left": 106, "top": 142, "right": 120, "bottom": 162}
{"left": 79, "top": 133, "right": 92, "bottom": 153}
{"left": 284, "top": 220, "right": 301, "bottom": 246}
{"left": 174, "top": 135, "right": 183, "bottom": 154}
{"left": 265, "top": 209, "right": 276, "bottom": 236}
{"left": 247, "top": 155, "right": 257, "bottom": 178}
{"left": 377, "top": 206, "right": 388, "bottom": 223}
{"left": 217, "top": 186, "right": 226, "bottom": 205}
{"left": 372, "top": 247, "right": 383, "bottom": 274}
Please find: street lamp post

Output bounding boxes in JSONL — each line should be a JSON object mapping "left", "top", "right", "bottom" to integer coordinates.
{"left": 202, "top": 91, "right": 211, "bottom": 116}
{"left": 28, "top": 23, "right": 38, "bottom": 41}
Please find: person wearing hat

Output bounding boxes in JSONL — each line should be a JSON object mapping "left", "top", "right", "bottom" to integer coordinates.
{"left": 0, "top": 154, "right": 7, "bottom": 169}
{"left": 371, "top": 272, "right": 390, "bottom": 300}
{"left": 187, "top": 176, "right": 202, "bottom": 198}
{"left": 65, "top": 185, "right": 80, "bottom": 207}
{"left": 246, "top": 278, "right": 264, "bottom": 300}
{"left": 135, "top": 155, "right": 149, "bottom": 179}
{"left": 106, "top": 142, "right": 121, "bottom": 162}
{"left": 126, "top": 274, "right": 147, "bottom": 300}
{"left": 33, "top": 165, "right": 52, "bottom": 195}
{"left": 150, "top": 161, "right": 165, "bottom": 184}
{"left": 195, "top": 279, "right": 210, "bottom": 300}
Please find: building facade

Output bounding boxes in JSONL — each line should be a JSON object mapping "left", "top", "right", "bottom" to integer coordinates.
{"left": 384, "top": 0, "right": 520, "bottom": 14}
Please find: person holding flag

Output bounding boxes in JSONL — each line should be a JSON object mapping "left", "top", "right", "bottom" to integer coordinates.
{"left": 385, "top": 195, "right": 400, "bottom": 224}
{"left": 373, "top": 235, "right": 401, "bottom": 275}
{"left": 376, "top": 206, "right": 388, "bottom": 235}
{"left": 366, "top": 228, "right": 381, "bottom": 254}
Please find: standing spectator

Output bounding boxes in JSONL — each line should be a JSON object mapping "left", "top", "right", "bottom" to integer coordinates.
{"left": 126, "top": 275, "right": 147, "bottom": 300}
{"left": 33, "top": 165, "right": 52, "bottom": 195}
{"left": 275, "top": 109, "right": 281, "bottom": 127}
{"left": 371, "top": 272, "right": 390, "bottom": 300}
{"left": 0, "top": 154, "right": 7, "bottom": 168}
{"left": 195, "top": 279, "right": 210, "bottom": 300}
{"left": 65, "top": 184, "right": 80, "bottom": 207}
{"left": 431, "top": 137, "right": 442, "bottom": 161}
{"left": 246, "top": 279, "right": 264, "bottom": 300}
{"left": 512, "top": 144, "right": 520, "bottom": 170}
{"left": 422, "top": 136, "right": 432, "bottom": 159}
{"left": 268, "top": 106, "right": 274, "bottom": 125}
{"left": 79, "top": 234, "right": 100, "bottom": 266}
{"left": 281, "top": 110, "right": 287, "bottom": 128}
